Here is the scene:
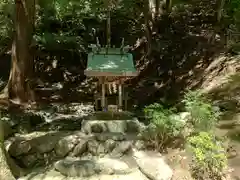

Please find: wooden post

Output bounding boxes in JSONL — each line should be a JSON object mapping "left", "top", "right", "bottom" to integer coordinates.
{"left": 95, "top": 98, "right": 98, "bottom": 111}
{"left": 125, "top": 91, "right": 128, "bottom": 111}
{"left": 101, "top": 77, "right": 106, "bottom": 111}
{"left": 94, "top": 81, "right": 98, "bottom": 111}
{"left": 118, "top": 83, "right": 122, "bottom": 111}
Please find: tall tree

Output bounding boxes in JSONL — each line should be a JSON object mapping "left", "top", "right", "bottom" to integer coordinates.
{"left": 140, "top": 0, "right": 173, "bottom": 58}
{"left": 2, "top": 0, "right": 36, "bottom": 105}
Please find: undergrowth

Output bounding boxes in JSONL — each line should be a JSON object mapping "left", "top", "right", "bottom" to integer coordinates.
{"left": 143, "top": 103, "right": 184, "bottom": 151}
{"left": 143, "top": 90, "right": 228, "bottom": 180}
{"left": 187, "top": 132, "right": 227, "bottom": 180}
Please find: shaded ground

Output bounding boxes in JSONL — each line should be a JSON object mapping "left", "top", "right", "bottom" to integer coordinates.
{"left": 216, "top": 113, "right": 240, "bottom": 180}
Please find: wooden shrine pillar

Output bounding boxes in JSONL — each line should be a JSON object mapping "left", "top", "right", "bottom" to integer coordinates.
{"left": 125, "top": 90, "right": 128, "bottom": 111}
{"left": 101, "top": 77, "right": 106, "bottom": 111}
{"left": 118, "top": 80, "right": 123, "bottom": 111}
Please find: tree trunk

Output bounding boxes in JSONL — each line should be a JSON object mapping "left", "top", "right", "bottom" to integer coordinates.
{"left": 5, "top": 0, "right": 36, "bottom": 105}
{"left": 154, "top": 0, "right": 160, "bottom": 20}
{"left": 166, "top": 0, "right": 172, "bottom": 13}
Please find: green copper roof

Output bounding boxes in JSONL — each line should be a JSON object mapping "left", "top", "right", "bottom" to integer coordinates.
{"left": 85, "top": 48, "right": 137, "bottom": 75}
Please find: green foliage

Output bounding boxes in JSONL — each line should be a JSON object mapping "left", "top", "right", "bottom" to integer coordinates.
{"left": 0, "top": 0, "right": 14, "bottom": 52}
{"left": 32, "top": 0, "right": 144, "bottom": 58}
{"left": 182, "top": 91, "right": 228, "bottom": 179}
{"left": 182, "top": 90, "right": 220, "bottom": 132}
{"left": 187, "top": 132, "right": 227, "bottom": 180}
{"left": 225, "top": 0, "right": 240, "bottom": 30}
{"left": 143, "top": 103, "right": 184, "bottom": 150}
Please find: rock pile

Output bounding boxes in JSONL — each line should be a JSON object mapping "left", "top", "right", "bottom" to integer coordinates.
{"left": 4, "top": 114, "right": 173, "bottom": 180}
{"left": 5, "top": 118, "right": 145, "bottom": 169}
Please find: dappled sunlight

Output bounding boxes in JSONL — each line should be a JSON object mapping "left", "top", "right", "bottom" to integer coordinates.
{"left": 99, "top": 60, "right": 119, "bottom": 70}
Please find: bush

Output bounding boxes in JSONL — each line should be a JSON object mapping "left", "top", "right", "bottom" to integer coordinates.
{"left": 187, "top": 132, "right": 227, "bottom": 180}
{"left": 182, "top": 90, "right": 221, "bottom": 132}
{"left": 143, "top": 103, "right": 184, "bottom": 151}
{"left": 143, "top": 92, "right": 228, "bottom": 179}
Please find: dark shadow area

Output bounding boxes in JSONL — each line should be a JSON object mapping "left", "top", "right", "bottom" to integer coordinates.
{"left": 0, "top": 54, "right": 11, "bottom": 81}
{"left": 35, "top": 116, "right": 85, "bottom": 132}
{"left": 218, "top": 122, "right": 238, "bottom": 130}
{"left": 133, "top": 45, "right": 222, "bottom": 108}
{"left": 127, "top": 2, "right": 226, "bottom": 108}
{"left": 228, "top": 131, "right": 240, "bottom": 143}
{"left": 0, "top": 102, "right": 94, "bottom": 134}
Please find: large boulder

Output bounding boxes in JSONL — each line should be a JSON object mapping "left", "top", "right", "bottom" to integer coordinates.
{"left": 54, "top": 135, "right": 79, "bottom": 157}
{"left": 32, "top": 134, "right": 61, "bottom": 154}
{"left": 19, "top": 166, "right": 149, "bottom": 180}
{"left": 54, "top": 157, "right": 100, "bottom": 177}
{"left": 87, "top": 140, "right": 100, "bottom": 155}
{"left": 55, "top": 157, "right": 133, "bottom": 178}
{"left": 6, "top": 132, "right": 65, "bottom": 157}
{"left": 103, "top": 139, "right": 116, "bottom": 153}
{"left": 81, "top": 120, "right": 107, "bottom": 134}
{"left": 96, "top": 132, "right": 126, "bottom": 141}
{"left": 110, "top": 141, "right": 132, "bottom": 157}
{"left": 132, "top": 149, "right": 173, "bottom": 180}
{"left": 8, "top": 139, "right": 32, "bottom": 157}
{"left": 71, "top": 140, "right": 88, "bottom": 157}
{"left": 97, "top": 158, "right": 132, "bottom": 175}
{"left": 81, "top": 119, "right": 144, "bottom": 134}
{"left": 19, "top": 153, "right": 44, "bottom": 168}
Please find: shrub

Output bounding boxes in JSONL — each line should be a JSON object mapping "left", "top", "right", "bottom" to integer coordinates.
{"left": 182, "top": 90, "right": 221, "bottom": 132}
{"left": 143, "top": 92, "right": 228, "bottom": 179}
{"left": 187, "top": 132, "right": 227, "bottom": 180}
{"left": 143, "top": 103, "right": 184, "bottom": 151}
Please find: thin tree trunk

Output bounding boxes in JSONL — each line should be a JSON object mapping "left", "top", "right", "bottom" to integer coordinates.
{"left": 143, "top": 0, "right": 153, "bottom": 58}
{"left": 142, "top": 0, "right": 172, "bottom": 59}
{"left": 6, "top": 0, "right": 36, "bottom": 105}
{"left": 166, "top": 0, "right": 172, "bottom": 13}
{"left": 217, "top": 0, "right": 225, "bottom": 23}
{"left": 154, "top": 0, "right": 160, "bottom": 20}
